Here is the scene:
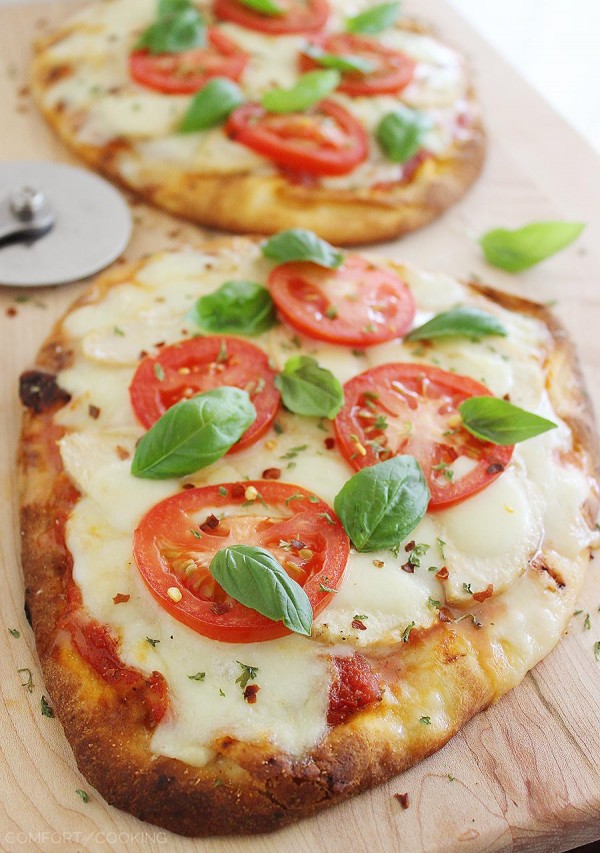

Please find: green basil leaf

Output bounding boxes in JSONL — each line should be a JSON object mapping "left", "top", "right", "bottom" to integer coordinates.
{"left": 480, "top": 222, "right": 586, "bottom": 273}
{"left": 209, "top": 545, "right": 312, "bottom": 636}
{"left": 334, "top": 456, "right": 429, "bottom": 552}
{"left": 406, "top": 306, "right": 507, "bottom": 341}
{"left": 158, "top": 0, "right": 191, "bottom": 15}
{"left": 262, "top": 70, "right": 340, "bottom": 114}
{"left": 131, "top": 387, "right": 256, "bottom": 479}
{"left": 459, "top": 397, "right": 557, "bottom": 445}
{"left": 191, "top": 280, "right": 276, "bottom": 335}
{"left": 302, "top": 44, "right": 375, "bottom": 74}
{"left": 239, "top": 0, "right": 284, "bottom": 15}
{"left": 346, "top": 2, "right": 401, "bottom": 35}
{"left": 179, "top": 78, "right": 244, "bottom": 132}
{"left": 137, "top": 6, "right": 205, "bottom": 55}
{"left": 275, "top": 356, "right": 344, "bottom": 419}
{"left": 262, "top": 228, "right": 344, "bottom": 269}
{"left": 376, "top": 106, "right": 429, "bottom": 163}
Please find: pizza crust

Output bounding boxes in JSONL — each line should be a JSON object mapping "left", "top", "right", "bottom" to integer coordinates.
{"left": 18, "top": 248, "right": 598, "bottom": 836}
{"left": 30, "top": 6, "right": 485, "bottom": 245}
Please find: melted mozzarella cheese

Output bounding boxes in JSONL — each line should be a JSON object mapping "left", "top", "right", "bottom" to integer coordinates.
{"left": 38, "top": 0, "right": 472, "bottom": 186}
{"left": 56, "top": 247, "right": 595, "bottom": 766}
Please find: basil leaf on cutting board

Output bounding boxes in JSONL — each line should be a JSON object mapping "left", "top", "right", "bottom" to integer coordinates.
{"left": 480, "top": 221, "right": 585, "bottom": 273}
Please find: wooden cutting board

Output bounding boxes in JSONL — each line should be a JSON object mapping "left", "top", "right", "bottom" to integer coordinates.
{"left": 1, "top": 2, "right": 599, "bottom": 851}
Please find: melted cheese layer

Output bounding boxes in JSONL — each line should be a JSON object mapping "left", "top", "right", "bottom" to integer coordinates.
{"left": 56, "top": 246, "right": 594, "bottom": 766}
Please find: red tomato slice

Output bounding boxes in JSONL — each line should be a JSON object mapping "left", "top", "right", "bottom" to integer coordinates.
{"left": 133, "top": 481, "right": 350, "bottom": 643}
{"left": 334, "top": 363, "right": 514, "bottom": 509}
{"left": 129, "top": 29, "right": 248, "bottom": 94}
{"left": 214, "top": 0, "right": 329, "bottom": 34}
{"left": 129, "top": 336, "right": 280, "bottom": 453}
{"left": 300, "top": 34, "right": 416, "bottom": 96}
{"left": 226, "top": 100, "right": 368, "bottom": 176}
{"left": 268, "top": 256, "right": 415, "bottom": 346}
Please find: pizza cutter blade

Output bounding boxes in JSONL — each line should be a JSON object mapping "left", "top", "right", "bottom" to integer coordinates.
{"left": 0, "top": 161, "right": 132, "bottom": 287}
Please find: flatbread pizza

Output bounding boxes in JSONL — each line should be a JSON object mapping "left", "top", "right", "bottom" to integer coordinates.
{"left": 18, "top": 232, "right": 599, "bottom": 835}
{"left": 31, "top": 0, "right": 484, "bottom": 244}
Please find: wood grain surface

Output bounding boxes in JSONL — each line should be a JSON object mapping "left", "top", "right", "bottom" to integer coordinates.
{"left": 1, "top": 2, "right": 600, "bottom": 851}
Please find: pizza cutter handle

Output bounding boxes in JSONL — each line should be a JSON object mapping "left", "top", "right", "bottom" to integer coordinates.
{"left": 0, "top": 186, "right": 55, "bottom": 244}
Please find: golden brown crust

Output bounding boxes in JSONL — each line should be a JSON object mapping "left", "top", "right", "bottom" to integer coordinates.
{"left": 30, "top": 14, "right": 485, "bottom": 245}
{"left": 18, "top": 247, "right": 599, "bottom": 836}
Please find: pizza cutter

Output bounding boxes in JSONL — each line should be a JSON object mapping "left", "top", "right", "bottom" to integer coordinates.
{"left": 0, "top": 161, "right": 132, "bottom": 287}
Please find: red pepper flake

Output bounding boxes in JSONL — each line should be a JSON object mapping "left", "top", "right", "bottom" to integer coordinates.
{"left": 182, "top": 482, "right": 196, "bottom": 490}
{"left": 211, "top": 602, "right": 231, "bottom": 615}
{"left": 200, "top": 514, "right": 219, "bottom": 532}
{"left": 115, "top": 445, "right": 130, "bottom": 460}
{"left": 404, "top": 540, "right": 415, "bottom": 552}
{"left": 473, "top": 583, "right": 494, "bottom": 603}
{"left": 231, "top": 483, "right": 245, "bottom": 499}
{"left": 112, "top": 593, "right": 130, "bottom": 605}
{"left": 395, "top": 792, "right": 410, "bottom": 809}
{"left": 324, "top": 437, "right": 335, "bottom": 450}
{"left": 436, "top": 566, "right": 449, "bottom": 580}
{"left": 243, "top": 684, "right": 260, "bottom": 704}
{"left": 439, "top": 607, "right": 453, "bottom": 623}
{"left": 88, "top": 404, "right": 101, "bottom": 419}
{"left": 262, "top": 467, "right": 281, "bottom": 480}
{"left": 154, "top": 341, "right": 166, "bottom": 348}
{"left": 5, "top": 306, "right": 18, "bottom": 317}
{"left": 139, "top": 350, "right": 148, "bottom": 360}
{"left": 487, "top": 463, "right": 505, "bottom": 475}
{"left": 351, "top": 619, "right": 367, "bottom": 631}
{"left": 401, "top": 563, "right": 415, "bottom": 574}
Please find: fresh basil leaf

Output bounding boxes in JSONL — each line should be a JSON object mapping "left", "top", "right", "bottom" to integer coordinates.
{"left": 480, "top": 222, "right": 585, "bottom": 273}
{"left": 239, "top": 0, "right": 284, "bottom": 14}
{"left": 262, "top": 70, "right": 340, "bottom": 114}
{"left": 158, "top": 0, "right": 191, "bottom": 15}
{"left": 346, "top": 2, "right": 401, "bottom": 35}
{"left": 262, "top": 229, "right": 344, "bottom": 269}
{"left": 209, "top": 545, "right": 312, "bottom": 636}
{"left": 406, "top": 306, "right": 507, "bottom": 341}
{"left": 191, "top": 280, "right": 276, "bottom": 335}
{"left": 276, "top": 356, "right": 344, "bottom": 419}
{"left": 131, "top": 387, "right": 256, "bottom": 479}
{"left": 459, "top": 397, "right": 557, "bottom": 445}
{"left": 334, "top": 456, "right": 429, "bottom": 552}
{"left": 137, "top": 6, "right": 205, "bottom": 55}
{"left": 179, "top": 78, "right": 244, "bottom": 132}
{"left": 302, "top": 44, "right": 375, "bottom": 74}
{"left": 376, "top": 106, "right": 429, "bottom": 163}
